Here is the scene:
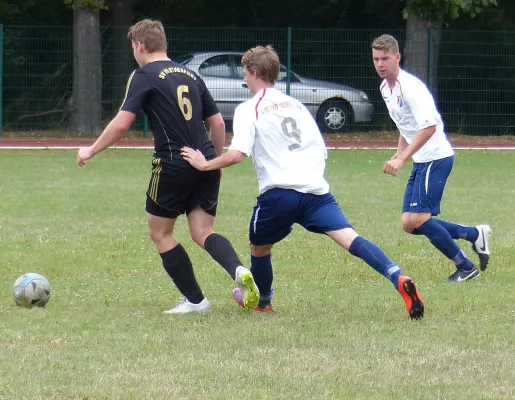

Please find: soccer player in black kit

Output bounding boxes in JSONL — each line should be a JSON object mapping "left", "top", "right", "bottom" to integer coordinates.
{"left": 77, "top": 19, "right": 259, "bottom": 314}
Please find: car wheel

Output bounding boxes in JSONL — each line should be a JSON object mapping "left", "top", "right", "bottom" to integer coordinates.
{"left": 316, "top": 100, "right": 353, "bottom": 133}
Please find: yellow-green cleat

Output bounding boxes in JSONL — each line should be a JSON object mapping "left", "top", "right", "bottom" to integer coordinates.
{"left": 234, "top": 266, "right": 260, "bottom": 310}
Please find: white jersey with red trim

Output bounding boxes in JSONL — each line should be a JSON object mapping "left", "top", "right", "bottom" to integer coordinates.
{"left": 380, "top": 69, "right": 454, "bottom": 163}
{"left": 229, "top": 87, "right": 330, "bottom": 195}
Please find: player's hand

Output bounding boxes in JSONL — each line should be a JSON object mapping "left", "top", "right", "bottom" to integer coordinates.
{"left": 77, "top": 147, "right": 95, "bottom": 166}
{"left": 390, "top": 152, "right": 399, "bottom": 160}
{"left": 383, "top": 157, "right": 406, "bottom": 176}
{"left": 180, "top": 147, "right": 208, "bottom": 171}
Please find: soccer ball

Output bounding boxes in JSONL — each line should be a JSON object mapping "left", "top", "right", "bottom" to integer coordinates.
{"left": 13, "top": 273, "right": 51, "bottom": 308}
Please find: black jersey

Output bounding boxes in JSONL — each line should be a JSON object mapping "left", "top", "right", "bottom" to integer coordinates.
{"left": 120, "top": 60, "right": 220, "bottom": 159}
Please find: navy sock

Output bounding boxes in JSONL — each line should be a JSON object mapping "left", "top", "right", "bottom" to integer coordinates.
{"left": 160, "top": 244, "right": 204, "bottom": 304}
{"left": 204, "top": 233, "right": 243, "bottom": 280}
{"left": 433, "top": 219, "right": 479, "bottom": 242}
{"left": 413, "top": 219, "right": 475, "bottom": 270}
{"left": 348, "top": 236, "right": 402, "bottom": 290}
{"left": 250, "top": 254, "right": 273, "bottom": 298}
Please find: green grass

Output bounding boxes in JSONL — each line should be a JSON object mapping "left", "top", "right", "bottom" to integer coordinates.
{"left": 1, "top": 149, "right": 514, "bottom": 400}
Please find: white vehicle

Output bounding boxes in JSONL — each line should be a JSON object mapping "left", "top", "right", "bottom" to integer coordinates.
{"left": 174, "top": 52, "right": 374, "bottom": 133}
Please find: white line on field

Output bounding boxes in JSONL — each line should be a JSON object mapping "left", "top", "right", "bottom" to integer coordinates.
{"left": 1, "top": 146, "right": 515, "bottom": 150}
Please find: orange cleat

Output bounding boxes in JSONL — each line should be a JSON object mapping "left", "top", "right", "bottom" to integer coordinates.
{"left": 397, "top": 276, "right": 424, "bottom": 320}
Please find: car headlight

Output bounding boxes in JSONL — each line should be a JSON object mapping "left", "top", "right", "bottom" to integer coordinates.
{"left": 359, "top": 91, "right": 369, "bottom": 101}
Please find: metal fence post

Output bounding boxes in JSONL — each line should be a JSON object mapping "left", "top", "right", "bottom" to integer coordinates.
{"left": 286, "top": 26, "right": 292, "bottom": 95}
{"left": 428, "top": 27, "right": 433, "bottom": 92}
{"left": 0, "top": 24, "right": 3, "bottom": 138}
{"left": 144, "top": 114, "right": 148, "bottom": 138}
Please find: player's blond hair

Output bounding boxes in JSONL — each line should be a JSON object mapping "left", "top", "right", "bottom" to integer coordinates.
{"left": 241, "top": 45, "right": 280, "bottom": 83}
{"left": 127, "top": 19, "right": 167, "bottom": 53}
{"left": 371, "top": 34, "right": 400, "bottom": 54}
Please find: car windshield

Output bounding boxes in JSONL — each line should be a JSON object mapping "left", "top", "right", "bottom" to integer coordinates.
{"left": 234, "top": 60, "right": 300, "bottom": 82}
{"left": 173, "top": 54, "right": 194, "bottom": 65}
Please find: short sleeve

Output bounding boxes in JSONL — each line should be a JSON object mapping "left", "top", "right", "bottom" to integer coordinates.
{"left": 199, "top": 78, "right": 220, "bottom": 120}
{"left": 403, "top": 82, "right": 439, "bottom": 130}
{"left": 119, "top": 70, "right": 153, "bottom": 114}
{"left": 229, "top": 103, "right": 255, "bottom": 156}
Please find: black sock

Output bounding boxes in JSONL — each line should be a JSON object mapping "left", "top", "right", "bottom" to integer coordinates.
{"left": 160, "top": 244, "right": 204, "bottom": 304}
{"left": 204, "top": 233, "right": 242, "bottom": 280}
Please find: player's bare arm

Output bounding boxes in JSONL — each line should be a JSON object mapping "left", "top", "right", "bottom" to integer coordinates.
{"left": 77, "top": 111, "right": 136, "bottom": 166}
{"left": 383, "top": 125, "right": 436, "bottom": 176}
{"left": 206, "top": 113, "right": 225, "bottom": 157}
{"left": 390, "top": 135, "right": 408, "bottom": 160}
{"left": 180, "top": 148, "right": 247, "bottom": 171}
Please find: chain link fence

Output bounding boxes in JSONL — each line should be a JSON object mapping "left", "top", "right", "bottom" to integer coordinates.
{"left": 1, "top": 26, "right": 514, "bottom": 136}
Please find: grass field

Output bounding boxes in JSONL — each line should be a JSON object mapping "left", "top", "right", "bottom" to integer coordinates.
{"left": 1, "top": 149, "right": 514, "bottom": 400}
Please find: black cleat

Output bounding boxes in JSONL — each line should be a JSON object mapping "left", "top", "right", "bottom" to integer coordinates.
{"left": 445, "top": 267, "right": 480, "bottom": 283}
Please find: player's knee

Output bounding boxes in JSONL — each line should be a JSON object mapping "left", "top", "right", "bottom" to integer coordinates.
{"left": 401, "top": 215, "right": 415, "bottom": 233}
{"left": 250, "top": 243, "right": 272, "bottom": 257}
{"left": 189, "top": 227, "right": 214, "bottom": 248}
{"left": 401, "top": 221, "right": 414, "bottom": 233}
{"left": 409, "top": 214, "right": 430, "bottom": 229}
{"left": 148, "top": 227, "right": 169, "bottom": 245}
{"left": 190, "top": 232, "right": 208, "bottom": 248}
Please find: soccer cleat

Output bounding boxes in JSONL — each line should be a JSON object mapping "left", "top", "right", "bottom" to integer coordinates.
{"left": 397, "top": 276, "right": 424, "bottom": 320}
{"left": 163, "top": 297, "right": 212, "bottom": 314}
{"left": 234, "top": 266, "right": 260, "bottom": 310}
{"left": 232, "top": 288, "right": 273, "bottom": 312}
{"left": 445, "top": 266, "right": 480, "bottom": 283}
{"left": 472, "top": 225, "right": 491, "bottom": 271}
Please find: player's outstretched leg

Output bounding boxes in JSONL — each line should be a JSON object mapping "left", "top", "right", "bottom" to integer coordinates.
{"left": 347, "top": 235, "right": 424, "bottom": 320}
{"left": 234, "top": 266, "right": 260, "bottom": 310}
{"left": 397, "top": 276, "right": 424, "bottom": 320}
{"left": 471, "top": 225, "right": 491, "bottom": 271}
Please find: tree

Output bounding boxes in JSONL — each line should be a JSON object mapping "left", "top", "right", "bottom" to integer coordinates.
{"left": 67, "top": 0, "right": 106, "bottom": 134}
{"left": 403, "top": 0, "right": 498, "bottom": 89}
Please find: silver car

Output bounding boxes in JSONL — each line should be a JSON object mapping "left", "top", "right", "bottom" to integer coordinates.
{"left": 173, "top": 52, "right": 373, "bottom": 133}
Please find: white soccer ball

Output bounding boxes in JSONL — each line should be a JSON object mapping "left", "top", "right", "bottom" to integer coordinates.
{"left": 13, "top": 273, "right": 51, "bottom": 308}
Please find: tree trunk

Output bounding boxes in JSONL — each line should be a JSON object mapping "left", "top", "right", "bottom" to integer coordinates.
{"left": 69, "top": 3, "right": 103, "bottom": 134}
{"left": 112, "top": 0, "right": 135, "bottom": 109}
{"left": 403, "top": 14, "right": 431, "bottom": 84}
{"left": 404, "top": 12, "right": 441, "bottom": 101}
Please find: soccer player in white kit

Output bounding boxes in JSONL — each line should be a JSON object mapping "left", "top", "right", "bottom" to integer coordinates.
{"left": 371, "top": 34, "right": 491, "bottom": 282}
{"left": 181, "top": 45, "right": 424, "bottom": 320}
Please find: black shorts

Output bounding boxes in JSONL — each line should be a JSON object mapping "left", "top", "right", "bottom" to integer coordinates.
{"left": 145, "top": 157, "right": 220, "bottom": 219}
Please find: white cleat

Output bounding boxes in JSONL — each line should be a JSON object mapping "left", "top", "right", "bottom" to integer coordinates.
{"left": 472, "top": 225, "right": 491, "bottom": 271}
{"left": 164, "top": 298, "right": 212, "bottom": 314}
{"left": 234, "top": 266, "right": 260, "bottom": 310}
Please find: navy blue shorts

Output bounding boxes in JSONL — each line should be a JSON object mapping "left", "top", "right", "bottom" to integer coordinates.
{"left": 249, "top": 188, "right": 352, "bottom": 246}
{"left": 402, "top": 155, "right": 454, "bottom": 216}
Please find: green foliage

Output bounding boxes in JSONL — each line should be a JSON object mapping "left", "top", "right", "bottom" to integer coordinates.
{"left": 0, "top": 0, "right": 35, "bottom": 21}
{"left": 404, "top": 0, "right": 498, "bottom": 24}
{"left": 63, "top": 0, "right": 108, "bottom": 12}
